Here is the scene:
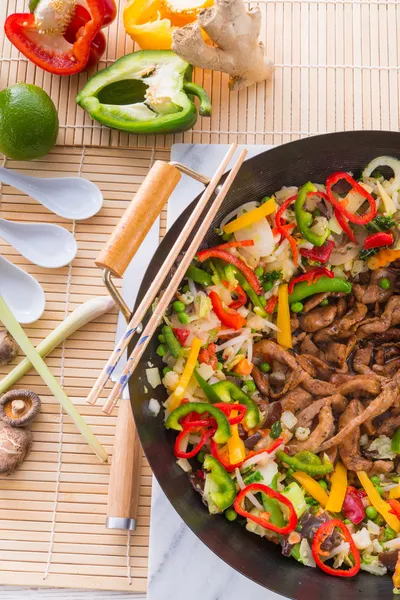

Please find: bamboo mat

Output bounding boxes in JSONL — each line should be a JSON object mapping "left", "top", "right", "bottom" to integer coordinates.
{"left": 2, "top": 0, "right": 400, "bottom": 149}
{"left": 0, "top": 145, "right": 169, "bottom": 593}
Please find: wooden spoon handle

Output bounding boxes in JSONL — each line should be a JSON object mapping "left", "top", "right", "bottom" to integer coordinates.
{"left": 96, "top": 161, "right": 181, "bottom": 278}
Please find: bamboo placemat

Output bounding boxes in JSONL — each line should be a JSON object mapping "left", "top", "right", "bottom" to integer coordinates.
{"left": 2, "top": 0, "right": 400, "bottom": 149}
{"left": 0, "top": 145, "right": 169, "bottom": 593}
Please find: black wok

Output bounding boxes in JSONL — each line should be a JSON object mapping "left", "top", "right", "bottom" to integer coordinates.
{"left": 129, "top": 131, "right": 400, "bottom": 598}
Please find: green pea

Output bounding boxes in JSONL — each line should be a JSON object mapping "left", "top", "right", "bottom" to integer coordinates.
{"left": 287, "top": 468, "right": 295, "bottom": 477}
{"left": 173, "top": 300, "right": 186, "bottom": 313}
{"left": 178, "top": 312, "right": 189, "bottom": 324}
{"left": 365, "top": 506, "right": 378, "bottom": 520}
{"left": 156, "top": 344, "right": 168, "bottom": 357}
{"left": 259, "top": 296, "right": 267, "bottom": 307}
{"left": 370, "top": 475, "right": 381, "bottom": 485}
{"left": 318, "top": 480, "right": 328, "bottom": 491}
{"left": 225, "top": 508, "right": 238, "bottom": 521}
{"left": 162, "top": 366, "right": 172, "bottom": 376}
{"left": 291, "top": 301, "right": 304, "bottom": 313}
{"left": 197, "top": 451, "right": 206, "bottom": 463}
{"left": 260, "top": 362, "right": 271, "bottom": 373}
{"left": 375, "top": 486, "right": 384, "bottom": 497}
{"left": 263, "top": 281, "right": 274, "bottom": 292}
{"left": 255, "top": 266, "right": 264, "bottom": 277}
{"left": 245, "top": 380, "right": 256, "bottom": 393}
{"left": 217, "top": 362, "right": 223, "bottom": 370}
{"left": 343, "top": 519, "right": 352, "bottom": 525}
{"left": 158, "top": 334, "right": 166, "bottom": 343}
{"left": 385, "top": 526, "right": 397, "bottom": 541}
{"left": 319, "top": 298, "right": 329, "bottom": 306}
{"left": 374, "top": 514, "right": 385, "bottom": 526}
{"left": 379, "top": 277, "right": 391, "bottom": 290}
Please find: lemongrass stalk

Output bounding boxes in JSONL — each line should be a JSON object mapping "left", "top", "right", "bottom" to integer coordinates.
{"left": 0, "top": 297, "right": 115, "bottom": 395}
{"left": 0, "top": 296, "right": 108, "bottom": 463}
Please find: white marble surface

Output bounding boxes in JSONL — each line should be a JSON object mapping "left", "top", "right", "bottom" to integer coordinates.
{"left": 148, "top": 144, "right": 285, "bottom": 600}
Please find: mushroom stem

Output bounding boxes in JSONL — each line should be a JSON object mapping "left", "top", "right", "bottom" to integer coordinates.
{"left": 11, "top": 399, "right": 26, "bottom": 416}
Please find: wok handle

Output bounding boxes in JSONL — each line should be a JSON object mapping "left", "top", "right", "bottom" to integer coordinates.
{"left": 106, "top": 396, "right": 142, "bottom": 530}
{"left": 95, "top": 160, "right": 181, "bottom": 278}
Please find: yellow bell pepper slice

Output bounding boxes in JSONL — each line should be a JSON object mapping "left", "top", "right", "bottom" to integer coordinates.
{"left": 223, "top": 198, "right": 276, "bottom": 234}
{"left": 358, "top": 471, "right": 400, "bottom": 532}
{"left": 293, "top": 471, "right": 329, "bottom": 507}
{"left": 389, "top": 485, "right": 400, "bottom": 500}
{"left": 394, "top": 554, "right": 400, "bottom": 589}
{"left": 227, "top": 423, "right": 246, "bottom": 464}
{"left": 325, "top": 461, "right": 347, "bottom": 513}
{"left": 277, "top": 283, "right": 292, "bottom": 349}
{"left": 168, "top": 337, "right": 202, "bottom": 411}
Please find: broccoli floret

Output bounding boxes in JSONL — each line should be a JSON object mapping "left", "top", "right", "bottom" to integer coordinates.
{"left": 366, "top": 215, "right": 396, "bottom": 233}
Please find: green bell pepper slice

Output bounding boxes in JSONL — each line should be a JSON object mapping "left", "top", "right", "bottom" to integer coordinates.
{"left": 391, "top": 429, "right": 400, "bottom": 454}
{"left": 186, "top": 265, "right": 212, "bottom": 287}
{"left": 295, "top": 182, "right": 330, "bottom": 247}
{"left": 277, "top": 450, "right": 334, "bottom": 476}
{"left": 194, "top": 370, "right": 222, "bottom": 403}
{"left": 288, "top": 276, "right": 352, "bottom": 305}
{"left": 261, "top": 474, "right": 285, "bottom": 529}
{"left": 203, "top": 455, "right": 236, "bottom": 511}
{"left": 165, "top": 402, "right": 231, "bottom": 444}
{"left": 231, "top": 267, "right": 267, "bottom": 317}
{"left": 76, "top": 50, "right": 211, "bottom": 134}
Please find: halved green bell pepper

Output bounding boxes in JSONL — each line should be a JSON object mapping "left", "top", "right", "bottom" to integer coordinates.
{"left": 76, "top": 50, "right": 211, "bottom": 134}
{"left": 165, "top": 401, "right": 231, "bottom": 444}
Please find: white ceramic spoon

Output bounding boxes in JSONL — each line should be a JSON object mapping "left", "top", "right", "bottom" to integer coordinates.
{"left": 0, "top": 255, "right": 45, "bottom": 324}
{"left": 0, "top": 167, "right": 103, "bottom": 220}
{"left": 0, "top": 218, "right": 78, "bottom": 268}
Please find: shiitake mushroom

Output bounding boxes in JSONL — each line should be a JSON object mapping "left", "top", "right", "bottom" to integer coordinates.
{"left": 0, "top": 330, "right": 18, "bottom": 365}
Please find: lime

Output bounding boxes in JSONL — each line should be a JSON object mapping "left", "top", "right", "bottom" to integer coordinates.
{"left": 0, "top": 83, "right": 59, "bottom": 160}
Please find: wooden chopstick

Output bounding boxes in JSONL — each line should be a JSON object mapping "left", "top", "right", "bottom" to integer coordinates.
{"left": 87, "top": 143, "right": 238, "bottom": 406}
{"left": 102, "top": 148, "right": 248, "bottom": 414}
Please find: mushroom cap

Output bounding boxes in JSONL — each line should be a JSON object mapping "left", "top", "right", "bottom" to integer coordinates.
{"left": 0, "top": 330, "right": 18, "bottom": 366}
{"left": 0, "top": 390, "right": 41, "bottom": 427}
{"left": 0, "top": 422, "right": 32, "bottom": 474}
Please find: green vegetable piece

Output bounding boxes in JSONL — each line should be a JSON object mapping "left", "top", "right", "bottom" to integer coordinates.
{"left": 231, "top": 268, "right": 267, "bottom": 317}
{"left": 370, "top": 475, "right": 381, "bottom": 485}
{"left": 162, "top": 326, "right": 182, "bottom": 358}
{"left": 203, "top": 455, "right": 236, "bottom": 511}
{"left": 291, "top": 301, "right": 304, "bottom": 313}
{"left": 318, "top": 480, "right": 328, "bottom": 491}
{"left": 277, "top": 450, "right": 333, "bottom": 476}
{"left": 263, "top": 281, "right": 274, "bottom": 292}
{"left": 294, "top": 182, "right": 330, "bottom": 247}
{"left": 392, "top": 429, "right": 400, "bottom": 454}
{"left": 156, "top": 344, "right": 167, "bottom": 357}
{"left": 287, "top": 276, "right": 352, "bottom": 306}
{"left": 343, "top": 519, "right": 352, "bottom": 525}
{"left": 224, "top": 264, "right": 237, "bottom": 284}
{"left": 186, "top": 265, "right": 212, "bottom": 287}
{"left": 244, "top": 470, "right": 264, "bottom": 485}
{"left": 260, "top": 362, "right": 271, "bottom": 373}
{"left": 217, "top": 362, "right": 223, "bottom": 370}
{"left": 281, "top": 482, "right": 307, "bottom": 517}
{"left": 366, "top": 506, "right": 378, "bottom": 520}
{"left": 76, "top": 51, "right": 211, "bottom": 134}
{"left": 224, "top": 507, "right": 238, "bottom": 521}
{"left": 294, "top": 451, "right": 322, "bottom": 466}
{"left": 263, "top": 270, "right": 281, "bottom": 284}
{"left": 379, "top": 277, "right": 391, "bottom": 290}
{"left": 366, "top": 215, "right": 396, "bottom": 233}
{"left": 165, "top": 402, "right": 231, "bottom": 444}
{"left": 178, "top": 312, "right": 189, "bottom": 325}
{"left": 245, "top": 380, "right": 256, "bottom": 393}
{"left": 319, "top": 298, "right": 329, "bottom": 306}
{"left": 385, "top": 526, "right": 397, "bottom": 541}
{"left": 211, "top": 380, "right": 261, "bottom": 429}
{"left": 173, "top": 300, "right": 185, "bottom": 313}
{"left": 221, "top": 232, "right": 233, "bottom": 242}
{"left": 259, "top": 473, "right": 286, "bottom": 529}
{"left": 162, "top": 366, "right": 172, "bottom": 376}
{"left": 194, "top": 370, "right": 222, "bottom": 403}
{"left": 374, "top": 514, "right": 385, "bottom": 526}
{"left": 291, "top": 543, "right": 301, "bottom": 561}
{"left": 255, "top": 266, "right": 264, "bottom": 277}
{"left": 259, "top": 296, "right": 267, "bottom": 307}
{"left": 270, "top": 420, "right": 282, "bottom": 439}
{"left": 287, "top": 468, "right": 295, "bottom": 477}
{"left": 197, "top": 451, "right": 206, "bottom": 463}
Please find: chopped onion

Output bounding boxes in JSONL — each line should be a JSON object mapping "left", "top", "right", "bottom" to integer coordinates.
{"left": 148, "top": 398, "right": 161, "bottom": 416}
{"left": 274, "top": 238, "right": 290, "bottom": 258}
{"left": 329, "top": 242, "right": 360, "bottom": 266}
{"left": 327, "top": 542, "right": 350, "bottom": 560}
{"left": 234, "top": 217, "right": 274, "bottom": 259}
{"left": 176, "top": 458, "right": 192, "bottom": 472}
{"left": 382, "top": 536, "right": 400, "bottom": 550}
{"left": 235, "top": 467, "right": 264, "bottom": 510}
{"left": 247, "top": 338, "right": 253, "bottom": 363}
{"left": 362, "top": 156, "right": 400, "bottom": 195}
{"left": 146, "top": 367, "right": 161, "bottom": 389}
{"left": 215, "top": 329, "right": 251, "bottom": 352}
{"left": 281, "top": 410, "right": 298, "bottom": 430}
{"left": 188, "top": 278, "right": 197, "bottom": 299}
{"left": 241, "top": 452, "right": 272, "bottom": 471}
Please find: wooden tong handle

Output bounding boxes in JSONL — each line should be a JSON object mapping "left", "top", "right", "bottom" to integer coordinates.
{"left": 106, "top": 397, "right": 142, "bottom": 530}
{"left": 96, "top": 161, "right": 181, "bottom": 278}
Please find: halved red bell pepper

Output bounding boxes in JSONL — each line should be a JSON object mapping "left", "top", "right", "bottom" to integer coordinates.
{"left": 288, "top": 267, "right": 334, "bottom": 295}
{"left": 5, "top": 0, "right": 115, "bottom": 76}
{"left": 312, "top": 519, "right": 361, "bottom": 577}
{"left": 197, "top": 248, "right": 262, "bottom": 294}
{"left": 300, "top": 240, "right": 335, "bottom": 263}
{"left": 209, "top": 291, "right": 246, "bottom": 330}
{"left": 326, "top": 172, "right": 377, "bottom": 225}
{"left": 363, "top": 231, "right": 394, "bottom": 250}
{"left": 234, "top": 483, "right": 298, "bottom": 535}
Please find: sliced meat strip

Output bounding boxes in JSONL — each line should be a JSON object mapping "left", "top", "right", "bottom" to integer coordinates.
{"left": 336, "top": 297, "right": 347, "bottom": 319}
{"left": 352, "top": 268, "right": 396, "bottom": 304}
{"left": 319, "top": 383, "right": 398, "bottom": 452}
{"left": 296, "top": 354, "right": 332, "bottom": 381}
{"left": 337, "top": 375, "right": 381, "bottom": 398}
{"left": 357, "top": 296, "right": 400, "bottom": 338}
{"left": 325, "top": 341, "right": 349, "bottom": 369}
{"left": 280, "top": 388, "right": 313, "bottom": 413}
{"left": 373, "top": 357, "right": 400, "bottom": 377}
{"left": 252, "top": 365, "right": 269, "bottom": 396}
{"left": 296, "top": 395, "right": 345, "bottom": 428}
{"left": 314, "top": 303, "right": 368, "bottom": 343}
{"left": 376, "top": 414, "right": 400, "bottom": 437}
{"left": 298, "top": 305, "right": 337, "bottom": 333}
{"left": 374, "top": 329, "right": 400, "bottom": 344}
{"left": 253, "top": 340, "right": 306, "bottom": 399}
{"left": 299, "top": 334, "right": 320, "bottom": 357}
{"left": 369, "top": 460, "right": 395, "bottom": 476}
{"left": 303, "top": 292, "right": 330, "bottom": 313}
{"left": 353, "top": 343, "right": 374, "bottom": 375}
{"left": 338, "top": 400, "right": 373, "bottom": 472}
{"left": 302, "top": 377, "right": 337, "bottom": 397}
{"left": 287, "top": 404, "right": 334, "bottom": 455}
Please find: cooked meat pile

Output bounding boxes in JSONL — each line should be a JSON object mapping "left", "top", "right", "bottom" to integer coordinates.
{"left": 252, "top": 267, "right": 400, "bottom": 475}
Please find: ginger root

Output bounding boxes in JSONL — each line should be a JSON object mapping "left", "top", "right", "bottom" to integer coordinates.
{"left": 172, "top": 0, "right": 274, "bottom": 90}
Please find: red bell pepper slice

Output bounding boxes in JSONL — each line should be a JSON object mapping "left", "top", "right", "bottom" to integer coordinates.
{"left": 174, "top": 424, "right": 215, "bottom": 459}
{"left": 213, "top": 240, "right": 254, "bottom": 251}
{"left": 211, "top": 437, "right": 284, "bottom": 473}
{"left": 342, "top": 486, "right": 366, "bottom": 524}
{"left": 234, "top": 483, "right": 298, "bottom": 535}
{"left": 266, "top": 295, "right": 278, "bottom": 314}
{"left": 197, "top": 249, "right": 262, "bottom": 294}
{"left": 209, "top": 291, "right": 246, "bottom": 330}
{"left": 272, "top": 223, "right": 296, "bottom": 238}
{"left": 183, "top": 404, "right": 247, "bottom": 428}
{"left": 300, "top": 240, "right": 335, "bottom": 263}
{"left": 173, "top": 328, "right": 190, "bottom": 346}
{"left": 326, "top": 172, "right": 377, "bottom": 225}
{"left": 229, "top": 284, "right": 247, "bottom": 310}
{"left": 333, "top": 209, "right": 357, "bottom": 243}
{"left": 363, "top": 231, "right": 394, "bottom": 250}
{"left": 5, "top": 0, "right": 108, "bottom": 76}
{"left": 312, "top": 519, "right": 361, "bottom": 577}
{"left": 275, "top": 195, "right": 299, "bottom": 266}
{"left": 389, "top": 499, "right": 400, "bottom": 519}
{"left": 198, "top": 343, "right": 218, "bottom": 370}
{"left": 288, "top": 267, "right": 334, "bottom": 295}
